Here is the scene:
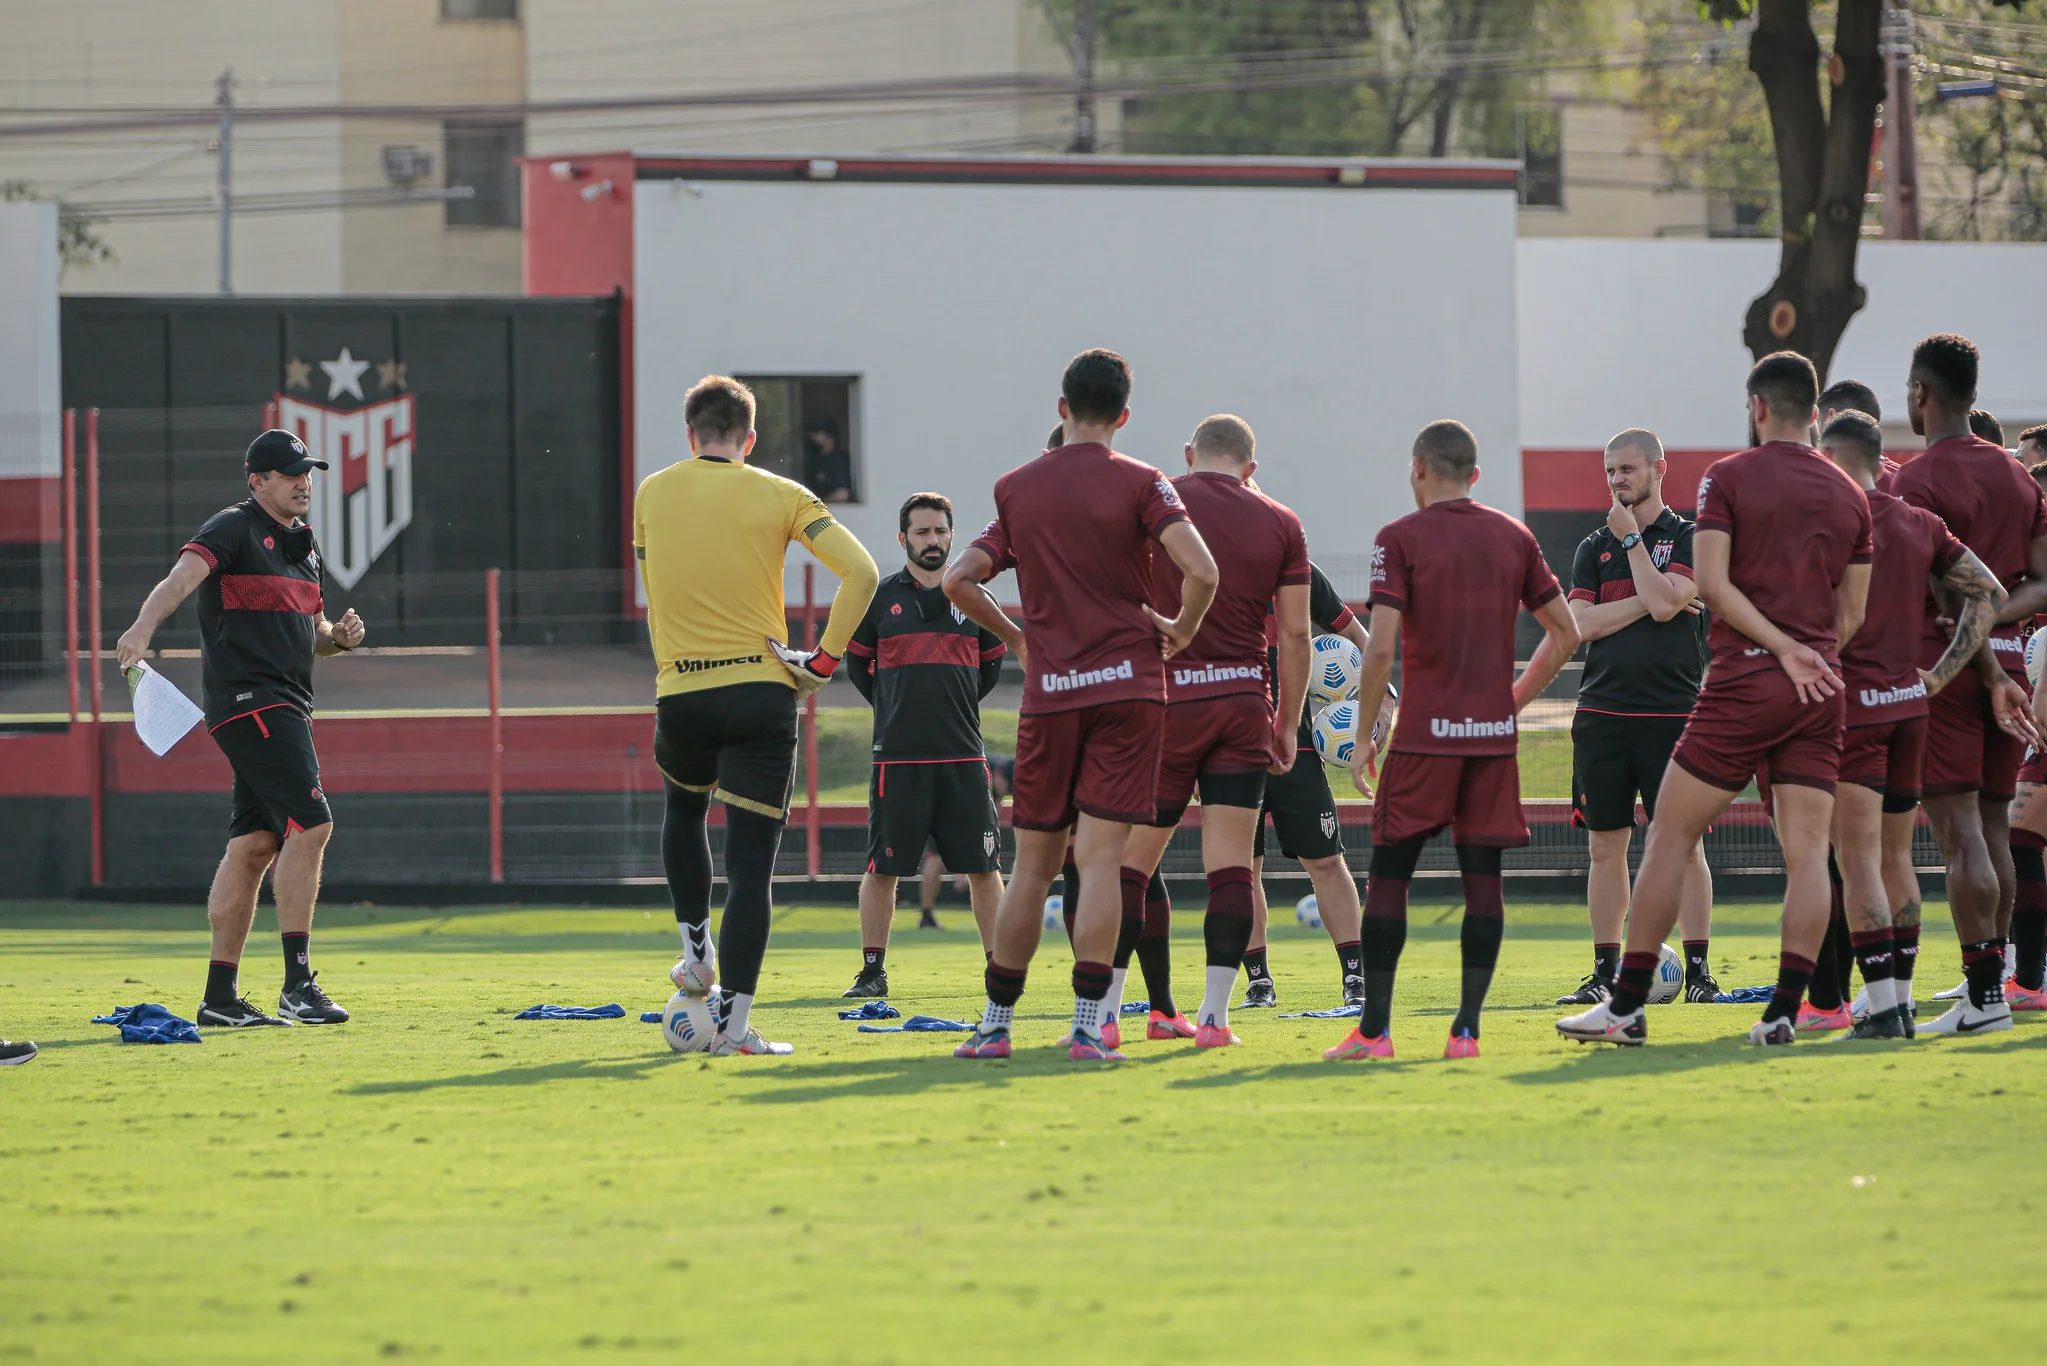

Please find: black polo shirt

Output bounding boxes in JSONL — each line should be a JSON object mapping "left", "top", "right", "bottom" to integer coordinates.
{"left": 845, "top": 568, "right": 1006, "bottom": 760}
{"left": 180, "top": 500, "right": 325, "bottom": 726}
{"left": 1568, "top": 507, "right": 1706, "bottom": 715}
{"left": 1270, "top": 561, "right": 1357, "bottom": 748}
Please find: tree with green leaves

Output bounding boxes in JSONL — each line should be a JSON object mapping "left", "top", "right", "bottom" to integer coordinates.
{"left": 1, "top": 180, "right": 116, "bottom": 275}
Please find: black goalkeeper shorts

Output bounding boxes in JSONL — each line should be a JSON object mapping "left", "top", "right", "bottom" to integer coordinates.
{"left": 211, "top": 704, "right": 332, "bottom": 841}
{"left": 654, "top": 683, "right": 798, "bottom": 821}
{"left": 868, "top": 759, "right": 1002, "bottom": 878}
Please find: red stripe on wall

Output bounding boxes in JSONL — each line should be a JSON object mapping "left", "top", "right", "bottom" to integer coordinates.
{"left": 220, "top": 574, "right": 322, "bottom": 614}
{"left": 0, "top": 475, "right": 61, "bottom": 545}
{"left": 877, "top": 632, "right": 979, "bottom": 669}
{"left": 1521, "top": 448, "right": 1735, "bottom": 513}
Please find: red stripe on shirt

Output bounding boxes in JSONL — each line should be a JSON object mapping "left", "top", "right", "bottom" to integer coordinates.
{"left": 1567, "top": 588, "right": 1596, "bottom": 604}
{"left": 220, "top": 574, "right": 322, "bottom": 614}
{"left": 1598, "top": 580, "right": 1638, "bottom": 604}
{"left": 878, "top": 632, "right": 979, "bottom": 669}
{"left": 844, "top": 638, "right": 875, "bottom": 659}
{"left": 180, "top": 542, "right": 218, "bottom": 569}
{"left": 979, "top": 642, "right": 1008, "bottom": 662}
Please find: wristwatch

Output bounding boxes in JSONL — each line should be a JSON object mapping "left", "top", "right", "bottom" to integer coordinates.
{"left": 1619, "top": 532, "right": 1643, "bottom": 552}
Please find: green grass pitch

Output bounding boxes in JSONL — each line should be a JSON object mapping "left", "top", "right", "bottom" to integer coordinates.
{"left": 2, "top": 897, "right": 2042, "bottom": 1362}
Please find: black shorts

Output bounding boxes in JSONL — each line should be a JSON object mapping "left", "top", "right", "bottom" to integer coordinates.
{"left": 1255, "top": 747, "right": 1343, "bottom": 862}
{"left": 654, "top": 682, "right": 798, "bottom": 821}
{"left": 1571, "top": 710, "right": 1690, "bottom": 831}
{"left": 211, "top": 704, "right": 332, "bottom": 841}
{"left": 868, "top": 759, "right": 1002, "bottom": 877}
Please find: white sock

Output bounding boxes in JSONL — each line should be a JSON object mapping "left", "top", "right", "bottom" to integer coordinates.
{"left": 722, "top": 990, "right": 754, "bottom": 1040}
{"left": 979, "top": 998, "right": 1014, "bottom": 1032}
{"left": 1072, "top": 995, "right": 1104, "bottom": 1037}
{"left": 679, "top": 918, "right": 711, "bottom": 957}
{"left": 1199, "top": 965, "right": 1237, "bottom": 1030}
{"left": 1102, "top": 967, "right": 1128, "bottom": 1019}
{"left": 1865, "top": 975, "right": 1898, "bottom": 1016}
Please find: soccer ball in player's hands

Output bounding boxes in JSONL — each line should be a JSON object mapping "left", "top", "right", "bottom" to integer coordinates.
{"left": 1311, "top": 702, "right": 1357, "bottom": 770}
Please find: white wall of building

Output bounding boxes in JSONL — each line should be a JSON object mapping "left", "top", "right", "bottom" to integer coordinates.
{"left": 0, "top": 202, "right": 62, "bottom": 480}
{"left": 1519, "top": 239, "right": 2047, "bottom": 450}
{"left": 633, "top": 174, "right": 1522, "bottom": 593}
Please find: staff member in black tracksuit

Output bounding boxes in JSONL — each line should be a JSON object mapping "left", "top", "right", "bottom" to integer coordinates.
{"left": 841, "top": 492, "right": 1009, "bottom": 997}
{"left": 116, "top": 429, "right": 363, "bottom": 1029}
{"left": 1556, "top": 428, "right": 1718, "bottom": 1007}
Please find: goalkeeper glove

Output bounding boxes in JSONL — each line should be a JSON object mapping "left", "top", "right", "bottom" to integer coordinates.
{"left": 766, "top": 638, "right": 840, "bottom": 697}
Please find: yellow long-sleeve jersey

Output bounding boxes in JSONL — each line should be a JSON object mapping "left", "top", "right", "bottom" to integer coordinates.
{"left": 633, "top": 455, "right": 879, "bottom": 699}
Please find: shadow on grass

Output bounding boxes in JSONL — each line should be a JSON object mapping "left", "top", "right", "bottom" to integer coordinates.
{"left": 345, "top": 1054, "right": 694, "bottom": 1093}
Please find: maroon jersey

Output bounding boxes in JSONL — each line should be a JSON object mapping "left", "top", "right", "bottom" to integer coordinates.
{"left": 1874, "top": 455, "right": 1902, "bottom": 496}
{"left": 1368, "top": 498, "right": 1560, "bottom": 757}
{"left": 1893, "top": 433, "right": 2047, "bottom": 679}
{"left": 972, "top": 442, "right": 1188, "bottom": 715}
{"left": 1150, "top": 470, "right": 1310, "bottom": 703}
{"left": 1844, "top": 490, "right": 1965, "bottom": 725}
{"left": 1694, "top": 441, "right": 1873, "bottom": 683}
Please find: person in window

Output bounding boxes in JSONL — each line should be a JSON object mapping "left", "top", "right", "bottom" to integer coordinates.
{"left": 805, "top": 417, "right": 855, "bottom": 503}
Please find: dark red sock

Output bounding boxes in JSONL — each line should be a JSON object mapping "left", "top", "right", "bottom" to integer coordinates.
{"left": 1849, "top": 928, "right": 1896, "bottom": 987}
{"left": 1611, "top": 950, "right": 1659, "bottom": 1015}
{"left": 2012, "top": 841, "right": 2047, "bottom": 992}
{"left": 1762, "top": 952, "right": 1816, "bottom": 1024}
{"left": 1892, "top": 924, "right": 1920, "bottom": 984}
{"left": 985, "top": 960, "right": 1028, "bottom": 1007}
{"left": 1138, "top": 871, "right": 1176, "bottom": 1014}
{"left": 1203, "top": 867, "right": 1255, "bottom": 969}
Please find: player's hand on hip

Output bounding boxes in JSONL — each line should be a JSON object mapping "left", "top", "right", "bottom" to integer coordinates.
{"left": 1776, "top": 644, "right": 1842, "bottom": 704}
{"left": 1144, "top": 606, "right": 1196, "bottom": 659}
{"left": 766, "top": 637, "right": 839, "bottom": 698}
{"left": 115, "top": 623, "right": 153, "bottom": 670}
{"left": 333, "top": 608, "right": 366, "bottom": 649}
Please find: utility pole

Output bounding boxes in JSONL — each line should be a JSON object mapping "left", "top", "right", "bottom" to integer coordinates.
{"left": 216, "top": 69, "right": 234, "bottom": 295}
{"left": 1881, "top": 5, "right": 1920, "bottom": 239}
{"left": 1071, "top": 0, "right": 1096, "bottom": 154}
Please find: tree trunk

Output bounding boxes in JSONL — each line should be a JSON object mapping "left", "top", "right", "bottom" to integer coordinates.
{"left": 1740, "top": 0, "right": 1885, "bottom": 382}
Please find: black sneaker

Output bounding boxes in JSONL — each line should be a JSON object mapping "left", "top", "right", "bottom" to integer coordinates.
{"left": 278, "top": 973, "right": 350, "bottom": 1024}
{"left": 1683, "top": 973, "right": 1722, "bottom": 1003}
{"left": 842, "top": 967, "right": 890, "bottom": 999}
{"left": 916, "top": 909, "right": 941, "bottom": 930}
{"left": 1555, "top": 975, "right": 1612, "bottom": 1007}
{"left": 0, "top": 1038, "right": 36, "bottom": 1066}
{"left": 1843, "top": 1006, "right": 1907, "bottom": 1040}
{"left": 1239, "top": 978, "right": 1278, "bottom": 1010}
{"left": 197, "top": 996, "right": 292, "bottom": 1028}
{"left": 1341, "top": 975, "right": 1366, "bottom": 1010}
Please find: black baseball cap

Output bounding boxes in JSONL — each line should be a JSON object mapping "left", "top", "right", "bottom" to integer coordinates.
{"left": 245, "top": 428, "right": 328, "bottom": 475}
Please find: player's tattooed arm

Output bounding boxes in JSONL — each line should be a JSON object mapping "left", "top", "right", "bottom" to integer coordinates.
{"left": 943, "top": 545, "right": 1027, "bottom": 667}
{"left": 1920, "top": 548, "right": 2005, "bottom": 695}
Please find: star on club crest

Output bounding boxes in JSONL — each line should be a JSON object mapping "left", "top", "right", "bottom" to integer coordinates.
{"left": 319, "top": 347, "right": 372, "bottom": 402}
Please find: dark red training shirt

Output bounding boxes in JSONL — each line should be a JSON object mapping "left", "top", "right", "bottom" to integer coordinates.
{"left": 1368, "top": 498, "right": 1560, "bottom": 757}
{"left": 1694, "top": 441, "right": 1873, "bottom": 683}
{"left": 971, "top": 442, "right": 1187, "bottom": 715}
{"left": 1843, "top": 490, "right": 1965, "bottom": 725}
{"left": 1892, "top": 433, "right": 2047, "bottom": 679}
{"left": 1149, "top": 470, "right": 1310, "bottom": 703}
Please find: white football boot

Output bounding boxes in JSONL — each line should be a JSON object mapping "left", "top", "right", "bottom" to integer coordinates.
{"left": 1556, "top": 1000, "right": 1647, "bottom": 1046}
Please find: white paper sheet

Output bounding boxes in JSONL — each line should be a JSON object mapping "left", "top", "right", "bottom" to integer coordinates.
{"left": 125, "top": 662, "right": 205, "bottom": 757}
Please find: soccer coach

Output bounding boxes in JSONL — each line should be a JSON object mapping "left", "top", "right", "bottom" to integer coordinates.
{"left": 117, "top": 429, "right": 363, "bottom": 1029}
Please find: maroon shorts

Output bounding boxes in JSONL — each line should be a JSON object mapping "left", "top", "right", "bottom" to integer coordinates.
{"left": 1372, "top": 752, "right": 1527, "bottom": 848}
{"left": 1152, "top": 692, "right": 1273, "bottom": 825}
{"left": 1012, "top": 699, "right": 1166, "bottom": 831}
{"left": 1922, "top": 668, "right": 2026, "bottom": 801}
{"left": 1839, "top": 715, "right": 1927, "bottom": 800}
{"left": 2019, "top": 746, "right": 2047, "bottom": 787}
{"left": 1671, "top": 667, "right": 1845, "bottom": 795}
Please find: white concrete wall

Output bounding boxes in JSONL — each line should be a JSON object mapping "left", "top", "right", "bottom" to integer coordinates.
{"left": 633, "top": 173, "right": 1523, "bottom": 595}
{"left": 0, "top": 202, "right": 62, "bottom": 479}
{"left": 1519, "top": 239, "right": 2047, "bottom": 449}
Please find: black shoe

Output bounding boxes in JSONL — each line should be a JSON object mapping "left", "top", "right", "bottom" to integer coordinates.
{"left": 197, "top": 996, "right": 292, "bottom": 1028}
{"left": 1683, "top": 973, "right": 1722, "bottom": 1003}
{"left": 1555, "top": 975, "right": 1612, "bottom": 1007}
{"left": 278, "top": 973, "right": 350, "bottom": 1024}
{"left": 1239, "top": 978, "right": 1278, "bottom": 1010}
{"left": 842, "top": 967, "right": 890, "bottom": 999}
{"left": 0, "top": 1038, "right": 36, "bottom": 1066}
{"left": 917, "top": 910, "right": 941, "bottom": 930}
{"left": 1844, "top": 1005, "right": 1908, "bottom": 1040}
{"left": 1341, "top": 974, "right": 1366, "bottom": 1010}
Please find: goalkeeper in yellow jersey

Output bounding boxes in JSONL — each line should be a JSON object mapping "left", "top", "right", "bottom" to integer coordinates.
{"left": 636, "top": 374, "right": 879, "bottom": 1056}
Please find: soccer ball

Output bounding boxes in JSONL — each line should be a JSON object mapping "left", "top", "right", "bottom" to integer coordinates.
{"left": 1043, "top": 894, "right": 1064, "bottom": 929}
{"left": 669, "top": 953, "right": 715, "bottom": 997}
{"left": 661, "top": 988, "right": 718, "bottom": 1053}
{"left": 1296, "top": 894, "right": 1322, "bottom": 929}
{"left": 1646, "top": 943, "right": 1686, "bottom": 1006}
{"left": 1308, "top": 634, "right": 1363, "bottom": 707}
{"left": 1311, "top": 702, "right": 1358, "bottom": 769}
{"left": 2027, "top": 628, "right": 2045, "bottom": 691}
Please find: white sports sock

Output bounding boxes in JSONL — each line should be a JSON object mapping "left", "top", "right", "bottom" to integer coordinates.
{"left": 1102, "top": 967, "right": 1128, "bottom": 1019}
{"left": 1072, "top": 995, "right": 1103, "bottom": 1037}
{"left": 722, "top": 991, "right": 754, "bottom": 1041}
{"left": 1865, "top": 976, "right": 1899, "bottom": 1016}
{"left": 1199, "top": 965, "right": 1236, "bottom": 1030}
{"left": 979, "top": 998, "right": 1014, "bottom": 1032}
{"left": 679, "top": 918, "right": 712, "bottom": 961}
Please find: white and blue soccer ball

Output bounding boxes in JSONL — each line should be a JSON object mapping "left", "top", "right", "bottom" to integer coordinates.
{"left": 2027, "top": 627, "right": 2045, "bottom": 692}
{"left": 1647, "top": 943, "right": 1686, "bottom": 1006}
{"left": 1311, "top": 701, "right": 1358, "bottom": 769}
{"left": 661, "top": 988, "right": 718, "bottom": 1053}
{"left": 669, "top": 954, "right": 715, "bottom": 997}
{"left": 1043, "top": 894, "right": 1064, "bottom": 929}
{"left": 1308, "top": 634, "right": 1363, "bottom": 708}
{"left": 1296, "top": 894, "right": 1322, "bottom": 929}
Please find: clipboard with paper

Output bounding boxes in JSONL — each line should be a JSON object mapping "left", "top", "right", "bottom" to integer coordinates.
{"left": 124, "top": 662, "right": 206, "bottom": 757}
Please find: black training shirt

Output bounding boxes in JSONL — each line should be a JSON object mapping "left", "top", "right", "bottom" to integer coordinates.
{"left": 846, "top": 568, "right": 1006, "bottom": 761}
{"left": 1268, "top": 561, "right": 1357, "bottom": 749}
{"left": 180, "top": 500, "right": 325, "bottom": 726}
{"left": 1568, "top": 507, "right": 1707, "bottom": 716}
